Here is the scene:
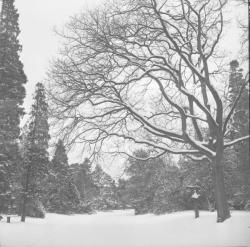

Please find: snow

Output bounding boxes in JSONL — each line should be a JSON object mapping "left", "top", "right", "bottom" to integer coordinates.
{"left": 0, "top": 210, "right": 250, "bottom": 247}
{"left": 191, "top": 191, "right": 200, "bottom": 199}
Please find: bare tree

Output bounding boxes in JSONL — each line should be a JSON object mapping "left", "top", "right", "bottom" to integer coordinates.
{"left": 235, "top": 0, "right": 249, "bottom": 62}
{"left": 47, "top": 0, "right": 249, "bottom": 222}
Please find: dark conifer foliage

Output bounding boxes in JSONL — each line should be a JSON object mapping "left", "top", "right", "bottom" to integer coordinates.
{"left": 0, "top": 0, "right": 26, "bottom": 214}
{"left": 72, "top": 158, "right": 97, "bottom": 202}
{"left": 46, "top": 140, "right": 80, "bottom": 214}
{"left": 228, "top": 60, "right": 249, "bottom": 168}
{"left": 91, "top": 164, "right": 118, "bottom": 210}
{"left": 120, "top": 150, "right": 184, "bottom": 214}
{"left": 51, "top": 140, "right": 68, "bottom": 174}
{"left": 0, "top": 0, "right": 26, "bottom": 101}
{"left": 21, "top": 83, "right": 49, "bottom": 221}
{"left": 226, "top": 60, "right": 250, "bottom": 207}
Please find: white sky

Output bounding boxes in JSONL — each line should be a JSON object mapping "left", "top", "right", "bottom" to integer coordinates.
{"left": 13, "top": 0, "right": 248, "bottom": 172}
{"left": 15, "top": 0, "right": 104, "bottom": 113}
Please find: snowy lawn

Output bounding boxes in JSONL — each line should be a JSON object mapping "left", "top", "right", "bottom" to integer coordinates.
{"left": 0, "top": 210, "right": 249, "bottom": 247}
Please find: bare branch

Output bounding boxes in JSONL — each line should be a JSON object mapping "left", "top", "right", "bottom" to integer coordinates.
{"left": 224, "top": 135, "right": 250, "bottom": 148}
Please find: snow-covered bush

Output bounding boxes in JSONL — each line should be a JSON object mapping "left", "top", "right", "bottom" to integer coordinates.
{"left": 76, "top": 201, "right": 93, "bottom": 214}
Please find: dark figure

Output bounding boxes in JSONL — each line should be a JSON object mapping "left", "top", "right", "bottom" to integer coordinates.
{"left": 191, "top": 190, "right": 200, "bottom": 218}
{"left": 0, "top": 215, "right": 3, "bottom": 221}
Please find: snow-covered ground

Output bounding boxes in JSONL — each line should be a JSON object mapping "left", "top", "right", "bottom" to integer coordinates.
{"left": 0, "top": 210, "right": 249, "bottom": 247}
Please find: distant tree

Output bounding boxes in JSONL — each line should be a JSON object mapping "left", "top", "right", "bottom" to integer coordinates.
{"left": 124, "top": 150, "right": 157, "bottom": 213}
{"left": 51, "top": 140, "right": 68, "bottom": 174}
{"left": 0, "top": 0, "right": 26, "bottom": 214}
{"left": 91, "top": 164, "right": 117, "bottom": 210}
{"left": 152, "top": 164, "right": 185, "bottom": 214}
{"left": 72, "top": 158, "right": 96, "bottom": 201}
{"left": 20, "top": 83, "right": 49, "bottom": 222}
{"left": 124, "top": 150, "right": 183, "bottom": 214}
{"left": 46, "top": 140, "right": 80, "bottom": 214}
{"left": 116, "top": 178, "right": 130, "bottom": 209}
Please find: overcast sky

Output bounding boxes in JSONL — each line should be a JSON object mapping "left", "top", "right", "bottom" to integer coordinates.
{"left": 15, "top": 0, "right": 247, "bottom": 112}
{"left": 13, "top": 0, "right": 247, "bottom": 173}
{"left": 15, "top": 0, "right": 104, "bottom": 113}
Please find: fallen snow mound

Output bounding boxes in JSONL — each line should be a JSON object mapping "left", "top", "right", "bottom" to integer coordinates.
{"left": 0, "top": 210, "right": 249, "bottom": 247}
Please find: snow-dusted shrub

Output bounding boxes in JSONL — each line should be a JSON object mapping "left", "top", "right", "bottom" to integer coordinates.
{"left": 244, "top": 200, "right": 250, "bottom": 211}
{"left": 76, "top": 201, "right": 93, "bottom": 214}
{"left": 90, "top": 197, "right": 109, "bottom": 210}
{"left": 26, "top": 200, "right": 46, "bottom": 218}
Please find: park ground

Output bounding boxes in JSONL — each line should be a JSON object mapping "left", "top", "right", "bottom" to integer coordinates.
{"left": 0, "top": 210, "right": 250, "bottom": 247}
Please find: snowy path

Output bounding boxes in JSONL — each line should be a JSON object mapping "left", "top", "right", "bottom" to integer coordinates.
{"left": 0, "top": 210, "right": 250, "bottom": 247}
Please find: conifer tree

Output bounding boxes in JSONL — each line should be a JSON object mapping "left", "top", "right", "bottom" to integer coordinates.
{"left": 91, "top": 164, "right": 117, "bottom": 210}
{"left": 228, "top": 60, "right": 249, "bottom": 168}
{"left": 124, "top": 150, "right": 162, "bottom": 214}
{"left": 0, "top": 0, "right": 26, "bottom": 214}
{"left": 227, "top": 60, "right": 250, "bottom": 205}
{"left": 21, "top": 83, "right": 49, "bottom": 222}
{"left": 46, "top": 140, "right": 80, "bottom": 213}
{"left": 73, "top": 158, "right": 95, "bottom": 201}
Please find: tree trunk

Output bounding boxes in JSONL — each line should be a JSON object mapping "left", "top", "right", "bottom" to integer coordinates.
{"left": 213, "top": 152, "right": 230, "bottom": 222}
{"left": 21, "top": 193, "right": 27, "bottom": 222}
{"left": 21, "top": 165, "right": 30, "bottom": 222}
{"left": 194, "top": 200, "right": 199, "bottom": 218}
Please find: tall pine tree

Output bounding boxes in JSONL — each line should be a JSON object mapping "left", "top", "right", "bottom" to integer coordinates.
{"left": 0, "top": 0, "right": 26, "bottom": 214}
{"left": 227, "top": 60, "right": 250, "bottom": 206}
{"left": 21, "top": 83, "right": 49, "bottom": 221}
{"left": 228, "top": 60, "right": 249, "bottom": 168}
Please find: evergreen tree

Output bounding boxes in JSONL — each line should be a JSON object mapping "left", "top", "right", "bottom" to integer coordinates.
{"left": 21, "top": 83, "right": 49, "bottom": 221}
{"left": 228, "top": 60, "right": 249, "bottom": 168}
{"left": 46, "top": 140, "right": 80, "bottom": 214}
{"left": 123, "top": 150, "right": 185, "bottom": 214}
{"left": 116, "top": 178, "right": 129, "bottom": 209}
{"left": 72, "top": 158, "right": 97, "bottom": 202}
{"left": 91, "top": 164, "right": 117, "bottom": 210}
{"left": 227, "top": 60, "right": 250, "bottom": 206}
{"left": 0, "top": 0, "right": 26, "bottom": 214}
{"left": 124, "top": 150, "right": 156, "bottom": 213}
{"left": 123, "top": 150, "right": 168, "bottom": 214}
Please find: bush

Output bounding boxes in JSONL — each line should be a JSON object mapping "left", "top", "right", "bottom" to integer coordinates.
{"left": 244, "top": 200, "right": 250, "bottom": 211}
{"left": 26, "top": 200, "right": 46, "bottom": 218}
{"left": 76, "top": 201, "right": 93, "bottom": 214}
{"left": 228, "top": 192, "right": 250, "bottom": 210}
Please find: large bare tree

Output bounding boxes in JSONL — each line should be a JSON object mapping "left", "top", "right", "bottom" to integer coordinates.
{"left": 47, "top": 0, "right": 249, "bottom": 222}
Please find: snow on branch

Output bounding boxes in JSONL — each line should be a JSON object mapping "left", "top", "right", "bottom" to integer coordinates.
{"left": 224, "top": 135, "right": 250, "bottom": 148}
